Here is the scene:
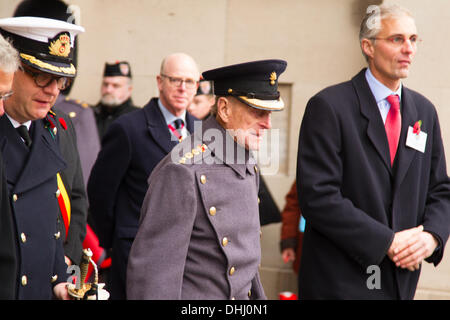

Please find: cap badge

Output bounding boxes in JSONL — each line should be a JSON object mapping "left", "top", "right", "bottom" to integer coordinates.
{"left": 270, "top": 72, "right": 277, "bottom": 86}
{"left": 48, "top": 33, "right": 71, "bottom": 57}
{"left": 119, "top": 63, "right": 130, "bottom": 76}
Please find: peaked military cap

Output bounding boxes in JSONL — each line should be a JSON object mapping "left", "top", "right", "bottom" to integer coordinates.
{"left": 0, "top": 16, "right": 84, "bottom": 77}
{"left": 103, "top": 61, "right": 132, "bottom": 78}
{"left": 202, "top": 59, "right": 287, "bottom": 111}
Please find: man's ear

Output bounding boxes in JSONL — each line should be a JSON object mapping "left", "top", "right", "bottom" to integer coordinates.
{"left": 216, "top": 96, "right": 232, "bottom": 124}
{"left": 156, "top": 75, "right": 163, "bottom": 91}
{"left": 361, "top": 38, "right": 375, "bottom": 60}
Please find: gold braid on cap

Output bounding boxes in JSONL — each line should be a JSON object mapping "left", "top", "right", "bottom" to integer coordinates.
{"left": 20, "top": 53, "right": 76, "bottom": 75}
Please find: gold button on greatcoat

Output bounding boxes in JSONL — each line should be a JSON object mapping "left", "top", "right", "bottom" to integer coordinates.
{"left": 209, "top": 206, "right": 217, "bottom": 216}
{"left": 21, "top": 275, "right": 27, "bottom": 286}
{"left": 68, "top": 112, "right": 76, "bottom": 118}
{"left": 54, "top": 231, "right": 61, "bottom": 240}
{"left": 51, "top": 275, "right": 58, "bottom": 283}
{"left": 55, "top": 189, "right": 61, "bottom": 198}
{"left": 200, "top": 175, "right": 207, "bottom": 184}
{"left": 254, "top": 165, "right": 258, "bottom": 173}
{"left": 12, "top": 194, "right": 18, "bottom": 202}
{"left": 20, "top": 233, "right": 27, "bottom": 243}
{"left": 229, "top": 266, "right": 236, "bottom": 276}
{"left": 222, "top": 237, "right": 229, "bottom": 247}
{"left": 257, "top": 197, "right": 260, "bottom": 204}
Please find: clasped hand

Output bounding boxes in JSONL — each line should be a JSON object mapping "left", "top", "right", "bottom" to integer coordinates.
{"left": 387, "top": 225, "right": 438, "bottom": 272}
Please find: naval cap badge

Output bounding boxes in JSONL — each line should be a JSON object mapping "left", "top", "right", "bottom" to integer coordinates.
{"left": 48, "top": 32, "right": 71, "bottom": 57}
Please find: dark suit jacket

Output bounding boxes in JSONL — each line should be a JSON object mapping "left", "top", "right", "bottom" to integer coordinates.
{"left": 0, "top": 115, "right": 68, "bottom": 299}
{"left": 0, "top": 153, "right": 17, "bottom": 299}
{"left": 87, "top": 97, "right": 196, "bottom": 299}
{"left": 297, "top": 68, "right": 450, "bottom": 299}
{"left": 52, "top": 108, "right": 88, "bottom": 265}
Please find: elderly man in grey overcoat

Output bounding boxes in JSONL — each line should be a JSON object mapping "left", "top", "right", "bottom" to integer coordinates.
{"left": 127, "top": 59, "right": 287, "bottom": 299}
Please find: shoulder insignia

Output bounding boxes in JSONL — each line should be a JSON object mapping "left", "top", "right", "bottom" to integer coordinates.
{"left": 179, "top": 144, "right": 208, "bottom": 164}
{"left": 65, "top": 97, "right": 90, "bottom": 108}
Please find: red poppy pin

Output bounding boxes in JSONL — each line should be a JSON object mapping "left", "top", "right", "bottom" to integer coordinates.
{"left": 59, "top": 118, "right": 67, "bottom": 130}
{"left": 413, "top": 120, "right": 422, "bottom": 135}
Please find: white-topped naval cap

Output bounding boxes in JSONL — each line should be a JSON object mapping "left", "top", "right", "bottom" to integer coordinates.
{"left": 0, "top": 16, "right": 84, "bottom": 47}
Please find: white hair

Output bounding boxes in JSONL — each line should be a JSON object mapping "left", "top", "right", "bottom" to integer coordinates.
{"left": 359, "top": 4, "right": 414, "bottom": 61}
{"left": 0, "top": 34, "right": 19, "bottom": 73}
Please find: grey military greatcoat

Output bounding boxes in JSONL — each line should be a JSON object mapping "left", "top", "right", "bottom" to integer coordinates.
{"left": 127, "top": 116, "right": 265, "bottom": 300}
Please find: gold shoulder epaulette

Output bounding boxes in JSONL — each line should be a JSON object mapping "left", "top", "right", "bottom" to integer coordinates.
{"left": 179, "top": 144, "right": 208, "bottom": 164}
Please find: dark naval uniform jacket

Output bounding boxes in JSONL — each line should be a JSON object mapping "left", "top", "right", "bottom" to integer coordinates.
{"left": 297, "top": 69, "right": 450, "bottom": 299}
{"left": 127, "top": 115, "right": 266, "bottom": 300}
{"left": 52, "top": 108, "right": 88, "bottom": 266}
{"left": 0, "top": 114, "right": 68, "bottom": 299}
{"left": 87, "top": 97, "right": 196, "bottom": 299}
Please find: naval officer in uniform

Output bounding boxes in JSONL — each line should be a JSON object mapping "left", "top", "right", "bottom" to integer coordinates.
{"left": 127, "top": 59, "right": 287, "bottom": 299}
{"left": 0, "top": 16, "right": 84, "bottom": 299}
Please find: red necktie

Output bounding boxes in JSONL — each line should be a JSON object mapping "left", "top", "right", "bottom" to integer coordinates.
{"left": 385, "top": 94, "right": 401, "bottom": 166}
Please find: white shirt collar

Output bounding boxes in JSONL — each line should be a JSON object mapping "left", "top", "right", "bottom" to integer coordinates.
{"left": 157, "top": 99, "right": 186, "bottom": 126}
{"left": 365, "top": 67, "right": 402, "bottom": 103}
{"left": 5, "top": 113, "right": 32, "bottom": 130}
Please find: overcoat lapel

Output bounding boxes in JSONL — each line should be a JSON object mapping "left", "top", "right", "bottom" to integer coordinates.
{"left": 144, "top": 98, "right": 198, "bottom": 154}
{"left": 352, "top": 70, "right": 392, "bottom": 174}
{"left": 144, "top": 99, "right": 177, "bottom": 154}
{"left": 13, "top": 120, "right": 66, "bottom": 194}
{"left": 392, "top": 87, "right": 418, "bottom": 193}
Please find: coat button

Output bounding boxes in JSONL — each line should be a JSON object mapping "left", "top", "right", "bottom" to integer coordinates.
{"left": 54, "top": 231, "right": 61, "bottom": 240}
{"left": 20, "top": 233, "right": 27, "bottom": 243}
{"left": 21, "top": 275, "right": 27, "bottom": 286}
{"left": 229, "top": 266, "right": 236, "bottom": 276}
{"left": 248, "top": 289, "right": 252, "bottom": 297}
{"left": 55, "top": 189, "right": 61, "bottom": 198}
{"left": 51, "top": 275, "right": 58, "bottom": 283}
{"left": 209, "top": 206, "right": 217, "bottom": 216}
{"left": 222, "top": 237, "right": 229, "bottom": 247}
{"left": 254, "top": 166, "right": 258, "bottom": 173}
{"left": 53, "top": 127, "right": 57, "bottom": 135}
{"left": 12, "top": 194, "right": 18, "bottom": 202}
{"left": 200, "top": 175, "right": 207, "bottom": 184}
{"left": 257, "top": 197, "right": 260, "bottom": 204}
{"left": 69, "top": 112, "right": 76, "bottom": 118}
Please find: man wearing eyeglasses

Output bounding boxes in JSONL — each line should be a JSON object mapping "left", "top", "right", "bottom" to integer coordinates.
{"left": 296, "top": 4, "right": 450, "bottom": 300}
{"left": 0, "top": 16, "right": 85, "bottom": 299}
{"left": 87, "top": 52, "right": 199, "bottom": 299}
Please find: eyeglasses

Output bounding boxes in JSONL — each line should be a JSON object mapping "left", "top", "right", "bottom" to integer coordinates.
{"left": 160, "top": 73, "right": 198, "bottom": 89}
{"left": 369, "top": 35, "right": 422, "bottom": 48}
{"left": 0, "top": 91, "right": 13, "bottom": 101}
{"left": 19, "top": 65, "right": 72, "bottom": 90}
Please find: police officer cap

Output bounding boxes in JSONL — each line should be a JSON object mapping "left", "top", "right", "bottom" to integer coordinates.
{"left": 103, "top": 61, "right": 132, "bottom": 78}
{"left": 202, "top": 59, "right": 287, "bottom": 111}
{"left": 0, "top": 16, "right": 84, "bottom": 78}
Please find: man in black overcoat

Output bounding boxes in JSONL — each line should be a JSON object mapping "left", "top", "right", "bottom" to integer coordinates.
{"left": 297, "top": 4, "right": 450, "bottom": 299}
